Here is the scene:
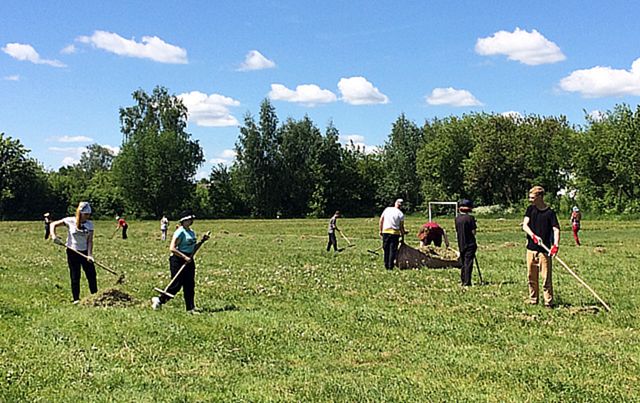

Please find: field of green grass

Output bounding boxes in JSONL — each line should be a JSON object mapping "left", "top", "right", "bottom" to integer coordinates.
{"left": 1, "top": 216, "right": 639, "bottom": 401}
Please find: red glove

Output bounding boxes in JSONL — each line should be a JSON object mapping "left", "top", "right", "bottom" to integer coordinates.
{"left": 531, "top": 235, "right": 542, "bottom": 245}
{"left": 549, "top": 245, "right": 558, "bottom": 257}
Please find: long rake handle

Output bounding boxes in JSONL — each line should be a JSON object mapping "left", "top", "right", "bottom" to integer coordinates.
{"left": 157, "top": 231, "right": 211, "bottom": 296}
{"left": 60, "top": 244, "right": 118, "bottom": 275}
{"left": 539, "top": 242, "right": 612, "bottom": 312}
{"left": 337, "top": 229, "right": 352, "bottom": 245}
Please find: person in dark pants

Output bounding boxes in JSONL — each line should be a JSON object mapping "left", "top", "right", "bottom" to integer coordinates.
{"left": 327, "top": 211, "right": 341, "bottom": 252}
{"left": 115, "top": 216, "right": 128, "bottom": 239}
{"left": 44, "top": 212, "right": 51, "bottom": 240}
{"left": 49, "top": 202, "right": 98, "bottom": 303}
{"left": 152, "top": 210, "right": 208, "bottom": 313}
{"left": 455, "top": 199, "right": 477, "bottom": 287}
{"left": 379, "top": 199, "right": 406, "bottom": 270}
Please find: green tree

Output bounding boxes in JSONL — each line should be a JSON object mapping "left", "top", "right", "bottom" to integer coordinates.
{"left": 574, "top": 104, "right": 640, "bottom": 213}
{"left": 379, "top": 114, "right": 424, "bottom": 211}
{"left": 78, "top": 144, "right": 115, "bottom": 177}
{"left": 417, "top": 115, "right": 475, "bottom": 205}
{"left": 209, "top": 164, "right": 240, "bottom": 218}
{"left": 234, "top": 99, "right": 281, "bottom": 217}
{"left": 308, "top": 122, "right": 344, "bottom": 217}
{"left": 112, "top": 86, "right": 204, "bottom": 217}
{"left": 0, "top": 133, "right": 51, "bottom": 219}
{"left": 279, "top": 116, "right": 323, "bottom": 217}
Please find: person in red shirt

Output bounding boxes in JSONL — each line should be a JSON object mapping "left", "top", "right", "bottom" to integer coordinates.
{"left": 570, "top": 206, "right": 582, "bottom": 246}
{"left": 115, "top": 215, "right": 128, "bottom": 239}
{"left": 417, "top": 221, "right": 450, "bottom": 248}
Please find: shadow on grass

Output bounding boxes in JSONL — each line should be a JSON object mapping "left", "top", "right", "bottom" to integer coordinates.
{"left": 198, "top": 304, "right": 243, "bottom": 314}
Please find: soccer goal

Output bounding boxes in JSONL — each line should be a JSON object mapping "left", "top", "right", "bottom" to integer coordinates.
{"left": 427, "top": 201, "right": 459, "bottom": 222}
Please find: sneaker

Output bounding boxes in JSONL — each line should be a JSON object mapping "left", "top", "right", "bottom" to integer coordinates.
{"left": 187, "top": 308, "right": 200, "bottom": 315}
{"left": 151, "top": 296, "right": 161, "bottom": 310}
{"left": 72, "top": 300, "right": 80, "bottom": 305}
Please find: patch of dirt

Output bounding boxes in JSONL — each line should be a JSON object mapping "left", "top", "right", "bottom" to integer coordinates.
{"left": 593, "top": 247, "right": 606, "bottom": 254}
{"left": 81, "top": 288, "right": 136, "bottom": 307}
{"left": 502, "top": 242, "right": 518, "bottom": 248}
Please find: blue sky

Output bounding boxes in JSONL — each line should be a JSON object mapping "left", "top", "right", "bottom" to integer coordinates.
{"left": 2, "top": 1, "right": 640, "bottom": 177}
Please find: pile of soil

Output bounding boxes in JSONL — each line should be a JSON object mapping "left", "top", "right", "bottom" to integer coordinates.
{"left": 397, "top": 243, "right": 460, "bottom": 269}
{"left": 81, "top": 288, "right": 136, "bottom": 307}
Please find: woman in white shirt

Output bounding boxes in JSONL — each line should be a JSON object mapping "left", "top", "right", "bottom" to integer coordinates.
{"left": 50, "top": 201, "right": 98, "bottom": 304}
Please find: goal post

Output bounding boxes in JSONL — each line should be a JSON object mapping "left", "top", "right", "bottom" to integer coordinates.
{"left": 427, "top": 201, "right": 459, "bottom": 222}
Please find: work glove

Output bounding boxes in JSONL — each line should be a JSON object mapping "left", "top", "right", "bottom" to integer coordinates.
{"left": 52, "top": 236, "right": 64, "bottom": 246}
{"left": 549, "top": 245, "right": 559, "bottom": 257}
{"left": 531, "top": 235, "right": 542, "bottom": 245}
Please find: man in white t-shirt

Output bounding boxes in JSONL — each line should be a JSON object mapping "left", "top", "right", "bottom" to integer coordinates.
{"left": 379, "top": 199, "right": 406, "bottom": 269}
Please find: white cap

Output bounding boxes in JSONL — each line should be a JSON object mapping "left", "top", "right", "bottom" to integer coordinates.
{"left": 78, "top": 201, "right": 92, "bottom": 214}
{"left": 573, "top": 206, "right": 579, "bottom": 212}
{"left": 395, "top": 198, "right": 403, "bottom": 206}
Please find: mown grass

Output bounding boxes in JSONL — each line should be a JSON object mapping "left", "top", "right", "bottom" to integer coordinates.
{"left": 1, "top": 217, "right": 639, "bottom": 401}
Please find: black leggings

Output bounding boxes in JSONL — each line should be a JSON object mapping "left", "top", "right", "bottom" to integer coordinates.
{"left": 66, "top": 248, "right": 98, "bottom": 300}
{"left": 160, "top": 255, "right": 196, "bottom": 311}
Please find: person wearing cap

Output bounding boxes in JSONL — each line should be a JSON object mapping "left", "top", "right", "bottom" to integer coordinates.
{"left": 326, "top": 211, "right": 341, "bottom": 252}
{"left": 160, "top": 215, "right": 169, "bottom": 241}
{"left": 455, "top": 199, "right": 477, "bottom": 286}
{"left": 417, "top": 221, "right": 450, "bottom": 248}
{"left": 49, "top": 201, "right": 98, "bottom": 304}
{"left": 379, "top": 199, "right": 406, "bottom": 270}
{"left": 114, "top": 215, "right": 128, "bottom": 239}
{"left": 43, "top": 212, "right": 52, "bottom": 240}
{"left": 522, "top": 186, "right": 560, "bottom": 308}
{"left": 570, "top": 206, "right": 582, "bottom": 246}
{"left": 152, "top": 210, "right": 207, "bottom": 312}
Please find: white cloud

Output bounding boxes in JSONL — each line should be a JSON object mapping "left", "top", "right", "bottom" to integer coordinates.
{"left": 61, "top": 44, "right": 77, "bottom": 54}
{"left": 237, "top": 50, "right": 276, "bottom": 71}
{"left": 339, "top": 134, "right": 380, "bottom": 154}
{"left": 49, "top": 146, "right": 86, "bottom": 155}
{"left": 338, "top": 76, "right": 389, "bottom": 105}
{"left": 77, "top": 30, "right": 187, "bottom": 64}
{"left": 2, "top": 43, "right": 66, "bottom": 67}
{"left": 209, "top": 149, "right": 236, "bottom": 165}
{"left": 3, "top": 75, "right": 20, "bottom": 81}
{"left": 178, "top": 91, "right": 240, "bottom": 127}
{"left": 426, "top": 87, "right": 483, "bottom": 107}
{"left": 268, "top": 83, "right": 337, "bottom": 106}
{"left": 475, "top": 27, "right": 566, "bottom": 66}
{"left": 56, "top": 135, "right": 94, "bottom": 143}
{"left": 588, "top": 110, "right": 606, "bottom": 122}
{"left": 61, "top": 157, "right": 79, "bottom": 167}
{"left": 559, "top": 58, "right": 640, "bottom": 98}
{"left": 501, "top": 111, "right": 523, "bottom": 119}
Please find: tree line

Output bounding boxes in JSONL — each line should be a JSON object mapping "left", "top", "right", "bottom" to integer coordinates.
{"left": 2, "top": 86, "right": 639, "bottom": 220}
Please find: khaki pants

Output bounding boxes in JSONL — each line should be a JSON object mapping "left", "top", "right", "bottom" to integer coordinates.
{"left": 527, "top": 250, "right": 553, "bottom": 306}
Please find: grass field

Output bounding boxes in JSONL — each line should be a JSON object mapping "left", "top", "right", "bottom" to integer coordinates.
{"left": 1, "top": 216, "right": 639, "bottom": 401}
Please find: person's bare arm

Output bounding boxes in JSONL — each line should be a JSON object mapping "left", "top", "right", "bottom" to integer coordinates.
{"left": 170, "top": 235, "right": 191, "bottom": 262}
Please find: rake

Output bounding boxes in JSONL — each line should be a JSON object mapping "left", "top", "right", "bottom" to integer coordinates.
{"left": 154, "top": 231, "right": 211, "bottom": 299}
{"left": 53, "top": 239, "right": 125, "bottom": 284}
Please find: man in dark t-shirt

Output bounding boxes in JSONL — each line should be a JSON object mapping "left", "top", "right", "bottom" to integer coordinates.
{"left": 455, "top": 199, "right": 477, "bottom": 286}
{"left": 522, "top": 186, "right": 560, "bottom": 307}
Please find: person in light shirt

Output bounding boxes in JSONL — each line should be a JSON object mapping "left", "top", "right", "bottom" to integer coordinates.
{"left": 379, "top": 199, "right": 406, "bottom": 270}
{"left": 49, "top": 201, "right": 98, "bottom": 304}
